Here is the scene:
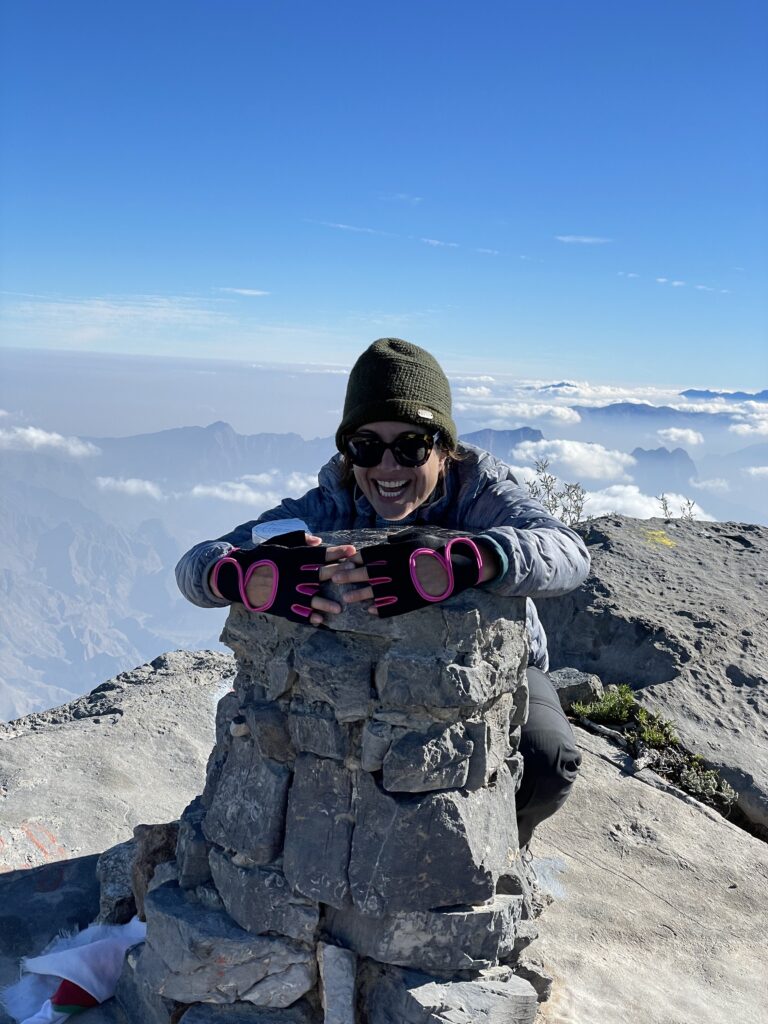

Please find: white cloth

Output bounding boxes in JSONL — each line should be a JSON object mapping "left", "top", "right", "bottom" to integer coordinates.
{"left": 2, "top": 917, "right": 146, "bottom": 1023}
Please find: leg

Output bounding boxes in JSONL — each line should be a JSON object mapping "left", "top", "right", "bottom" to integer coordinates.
{"left": 516, "top": 666, "right": 582, "bottom": 848}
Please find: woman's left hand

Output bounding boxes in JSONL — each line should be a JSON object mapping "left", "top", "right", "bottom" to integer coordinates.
{"left": 332, "top": 540, "right": 500, "bottom": 615}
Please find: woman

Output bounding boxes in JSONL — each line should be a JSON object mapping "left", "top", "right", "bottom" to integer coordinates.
{"left": 177, "top": 337, "right": 589, "bottom": 846}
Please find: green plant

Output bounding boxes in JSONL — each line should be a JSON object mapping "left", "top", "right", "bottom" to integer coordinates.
{"left": 633, "top": 706, "right": 679, "bottom": 748}
{"left": 572, "top": 684, "right": 636, "bottom": 724}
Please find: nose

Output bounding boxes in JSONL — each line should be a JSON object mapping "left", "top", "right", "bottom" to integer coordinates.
{"left": 378, "top": 446, "right": 399, "bottom": 470}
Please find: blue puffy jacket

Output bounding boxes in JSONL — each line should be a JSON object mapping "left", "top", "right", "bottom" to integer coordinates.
{"left": 175, "top": 443, "right": 590, "bottom": 670}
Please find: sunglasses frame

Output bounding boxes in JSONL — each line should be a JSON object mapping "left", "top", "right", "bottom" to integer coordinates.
{"left": 344, "top": 430, "right": 440, "bottom": 468}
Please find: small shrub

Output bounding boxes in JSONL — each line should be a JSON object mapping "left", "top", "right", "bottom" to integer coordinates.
{"left": 526, "top": 458, "right": 589, "bottom": 528}
{"left": 633, "top": 707, "right": 679, "bottom": 749}
{"left": 572, "top": 684, "right": 636, "bottom": 724}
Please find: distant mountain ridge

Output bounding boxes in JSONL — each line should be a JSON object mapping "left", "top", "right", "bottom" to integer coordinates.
{"left": 680, "top": 388, "right": 768, "bottom": 402}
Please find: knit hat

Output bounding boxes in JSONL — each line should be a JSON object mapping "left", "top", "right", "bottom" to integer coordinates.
{"left": 335, "top": 338, "right": 457, "bottom": 451}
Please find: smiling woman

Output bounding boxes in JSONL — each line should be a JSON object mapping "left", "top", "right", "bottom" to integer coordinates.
{"left": 176, "top": 337, "right": 591, "bottom": 846}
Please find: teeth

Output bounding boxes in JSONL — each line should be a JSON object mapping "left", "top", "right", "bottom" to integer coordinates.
{"left": 376, "top": 480, "right": 407, "bottom": 495}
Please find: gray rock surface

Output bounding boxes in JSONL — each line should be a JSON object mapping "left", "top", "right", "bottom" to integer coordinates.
{"left": 181, "top": 1002, "right": 320, "bottom": 1022}
{"left": 202, "top": 738, "right": 291, "bottom": 863}
{"left": 209, "top": 847, "right": 319, "bottom": 943}
{"left": 538, "top": 517, "right": 768, "bottom": 831}
{"left": 547, "top": 667, "right": 604, "bottom": 712}
{"left": 381, "top": 722, "right": 474, "bottom": 792}
{"left": 95, "top": 838, "right": 136, "bottom": 924}
{"left": 177, "top": 795, "right": 212, "bottom": 889}
{"left": 348, "top": 763, "right": 520, "bottom": 914}
{"left": 362, "top": 965, "right": 539, "bottom": 1024}
{"left": 529, "top": 725, "right": 768, "bottom": 1024}
{"left": 283, "top": 755, "right": 354, "bottom": 908}
{"left": 317, "top": 942, "right": 356, "bottom": 1024}
{"left": 0, "top": 650, "right": 233, "bottom": 869}
{"left": 323, "top": 894, "right": 523, "bottom": 972}
{"left": 141, "top": 882, "right": 316, "bottom": 1006}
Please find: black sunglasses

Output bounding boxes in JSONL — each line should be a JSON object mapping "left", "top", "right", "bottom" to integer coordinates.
{"left": 345, "top": 431, "right": 438, "bottom": 468}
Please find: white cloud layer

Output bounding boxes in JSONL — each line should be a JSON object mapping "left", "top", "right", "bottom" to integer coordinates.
{"left": 744, "top": 466, "right": 768, "bottom": 478}
{"left": 218, "top": 287, "right": 270, "bottom": 297}
{"left": 728, "top": 410, "right": 768, "bottom": 437}
{"left": 657, "top": 428, "right": 704, "bottom": 446}
{"left": 555, "top": 235, "right": 611, "bottom": 244}
{"left": 582, "top": 485, "right": 715, "bottom": 521}
{"left": 0, "top": 426, "right": 99, "bottom": 457}
{"left": 96, "top": 476, "right": 165, "bottom": 500}
{"left": 190, "top": 470, "right": 318, "bottom": 508}
{"left": 511, "top": 439, "right": 636, "bottom": 481}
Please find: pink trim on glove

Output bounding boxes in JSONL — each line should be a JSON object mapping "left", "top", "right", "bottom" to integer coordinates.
{"left": 211, "top": 554, "right": 279, "bottom": 612}
{"left": 407, "top": 537, "right": 483, "bottom": 602}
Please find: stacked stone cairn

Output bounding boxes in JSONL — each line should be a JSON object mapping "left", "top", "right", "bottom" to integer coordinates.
{"left": 126, "top": 532, "right": 546, "bottom": 1023}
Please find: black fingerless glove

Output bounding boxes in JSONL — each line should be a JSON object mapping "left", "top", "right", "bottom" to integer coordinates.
{"left": 359, "top": 529, "right": 483, "bottom": 618}
{"left": 211, "top": 530, "right": 327, "bottom": 624}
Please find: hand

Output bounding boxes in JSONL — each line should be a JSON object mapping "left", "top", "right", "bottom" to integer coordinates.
{"left": 211, "top": 533, "right": 357, "bottom": 627}
{"left": 331, "top": 539, "right": 499, "bottom": 616}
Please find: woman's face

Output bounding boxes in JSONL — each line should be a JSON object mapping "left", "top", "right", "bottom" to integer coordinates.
{"left": 351, "top": 420, "right": 447, "bottom": 521}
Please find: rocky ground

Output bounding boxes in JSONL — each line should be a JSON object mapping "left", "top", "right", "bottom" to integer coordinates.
{"left": 538, "top": 516, "right": 768, "bottom": 835}
{"left": 0, "top": 650, "right": 234, "bottom": 870}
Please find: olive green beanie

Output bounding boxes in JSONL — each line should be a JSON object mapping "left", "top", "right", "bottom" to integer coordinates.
{"left": 335, "top": 338, "right": 457, "bottom": 451}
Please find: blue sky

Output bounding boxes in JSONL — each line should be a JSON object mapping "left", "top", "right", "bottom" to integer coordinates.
{"left": 1, "top": 0, "right": 766, "bottom": 386}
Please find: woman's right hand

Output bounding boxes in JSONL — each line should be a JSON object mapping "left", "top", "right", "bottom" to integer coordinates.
{"left": 212, "top": 533, "right": 357, "bottom": 627}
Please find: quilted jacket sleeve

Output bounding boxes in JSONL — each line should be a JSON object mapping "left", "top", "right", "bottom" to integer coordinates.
{"left": 464, "top": 473, "right": 590, "bottom": 600}
{"left": 175, "top": 488, "right": 331, "bottom": 608}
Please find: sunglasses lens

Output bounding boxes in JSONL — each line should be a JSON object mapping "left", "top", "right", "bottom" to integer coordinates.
{"left": 393, "top": 435, "right": 433, "bottom": 466}
{"left": 346, "top": 437, "right": 384, "bottom": 467}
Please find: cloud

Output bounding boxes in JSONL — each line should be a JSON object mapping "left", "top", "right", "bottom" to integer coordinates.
{"left": 190, "top": 470, "right": 319, "bottom": 508}
{"left": 656, "top": 277, "right": 668, "bottom": 284}
{"left": 455, "top": 385, "right": 493, "bottom": 397}
{"left": 689, "top": 477, "right": 729, "bottom": 493}
{"left": 96, "top": 476, "right": 164, "bottom": 500}
{"left": 512, "top": 439, "right": 636, "bottom": 481}
{"left": 379, "top": 192, "right": 423, "bottom": 205}
{"left": 582, "top": 484, "right": 715, "bottom": 521}
{"left": 728, "top": 410, "right": 768, "bottom": 437}
{"left": 744, "top": 466, "right": 768, "bottom": 478}
{"left": 695, "top": 284, "right": 714, "bottom": 292}
{"left": 0, "top": 409, "right": 9, "bottom": 417}
{"left": 657, "top": 428, "right": 704, "bottom": 446}
{"left": 316, "top": 220, "right": 394, "bottom": 237}
{"left": 0, "top": 426, "right": 99, "bottom": 457}
{"left": 218, "top": 288, "right": 270, "bottom": 297}
{"left": 475, "top": 248, "right": 499, "bottom": 255}
{"left": 454, "top": 400, "right": 582, "bottom": 425}
{"left": 670, "top": 280, "right": 686, "bottom": 287}
{"left": 617, "top": 271, "right": 640, "bottom": 278}
{"left": 555, "top": 235, "right": 612, "bottom": 244}
{"left": 421, "top": 238, "right": 459, "bottom": 248}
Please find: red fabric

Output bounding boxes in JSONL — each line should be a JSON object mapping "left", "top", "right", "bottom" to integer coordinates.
{"left": 50, "top": 978, "right": 99, "bottom": 1009}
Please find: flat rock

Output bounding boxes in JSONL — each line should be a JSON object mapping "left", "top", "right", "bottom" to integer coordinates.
{"left": 547, "top": 667, "right": 604, "bottom": 712}
{"left": 283, "top": 754, "right": 354, "bottom": 908}
{"left": 348, "top": 763, "right": 520, "bottom": 914}
{"left": 209, "top": 847, "right": 319, "bottom": 943}
{"left": 382, "top": 722, "right": 474, "bottom": 792}
{"left": 288, "top": 700, "right": 349, "bottom": 761}
{"left": 141, "top": 882, "right": 315, "bottom": 1006}
{"left": 0, "top": 650, "right": 233, "bottom": 870}
{"left": 317, "top": 942, "right": 356, "bottom": 1024}
{"left": 177, "top": 795, "right": 212, "bottom": 889}
{"left": 528, "top": 726, "right": 768, "bottom": 1024}
{"left": 362, "top": 965, "right": 538, "bottom": 1024}
{"left": 202, "top": 738, "right": 291, "bottom": 864}
{"left": 181, "top": 1000, "right": 320, "bottom": 1022}
{"left": 323, "top": 894, "right": 523, "bottom": 972}
{"left": 538, "top": 517, "right": 768, "bottom": 832}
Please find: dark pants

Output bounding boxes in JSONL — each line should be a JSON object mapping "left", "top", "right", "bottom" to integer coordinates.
{"left": 516, "top": 666, "right": 582, "bottom": 848}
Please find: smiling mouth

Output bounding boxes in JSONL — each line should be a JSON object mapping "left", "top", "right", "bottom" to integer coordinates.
{"left": 374, "top": 479, "right": 408, "bottom": 499}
